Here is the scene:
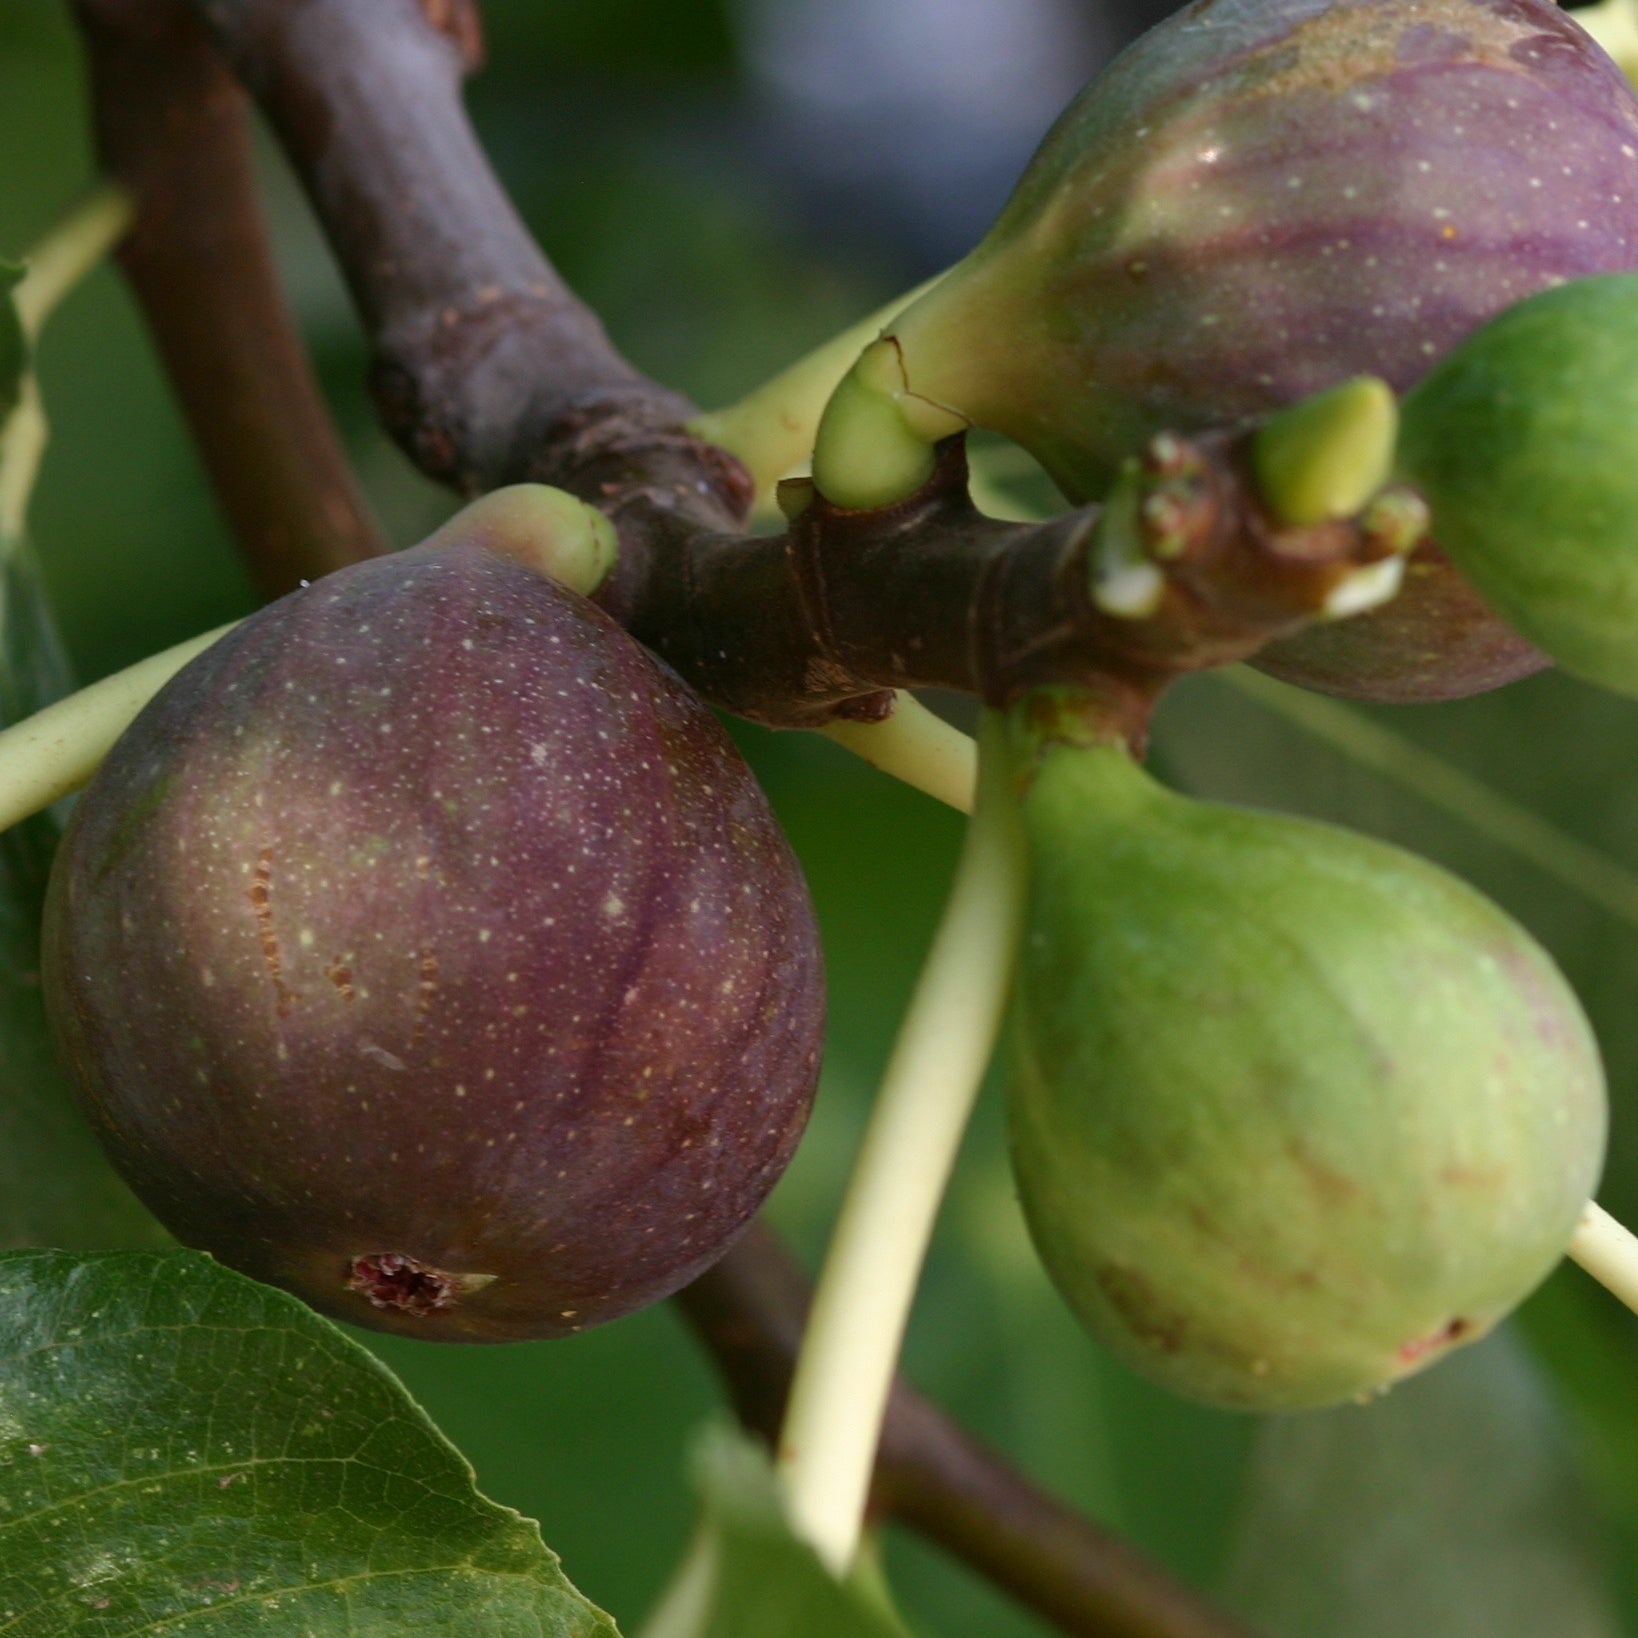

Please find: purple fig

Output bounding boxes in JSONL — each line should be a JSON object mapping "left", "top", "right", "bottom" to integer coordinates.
{"left": 870, "top": 0, "right": 1638, "bottom": 699}
{"left": 42, "top": 537, "right": 824, "bottom": 1341}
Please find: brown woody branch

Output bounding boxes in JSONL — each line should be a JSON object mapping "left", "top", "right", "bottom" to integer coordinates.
{"left": 74, "top": 0, "right": 387, "bottom": 598}
{"left": 187, "top": 0, "right": 1390, "bottom": 736}
{"left": 678, "top": 1225, "right": 1261, "bottom": 1638}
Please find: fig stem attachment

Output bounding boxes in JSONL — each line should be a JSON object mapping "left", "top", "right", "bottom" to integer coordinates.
{"left": 1567, "top": 1201, "right": 1638, "bottom": 1317}
{"left": 0, "top": 621, "right": 236, "bottom": 833}
{"left": 424, "top": 485, "right": 618, "bottom": 597}
{"left": 811, "top": 338, "right": 969, "bottom": 512}
{"left": 818, "top": 693, "right": 978, "bottom": 814}
{"left": 12, "top": 182, "right": 135, "bottom": 341}
{"left": 777, "top": 709, "right": 1026, "bottom": 1575}
{"left": 688, "top": 276, "right": 942, "bottom": 508}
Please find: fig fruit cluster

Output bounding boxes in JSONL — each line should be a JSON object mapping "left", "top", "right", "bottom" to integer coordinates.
{"left": 857, "top": 0, "right": 1638, "bottom": 701}
{"left": 42, "top": 518, "right": 824, "bottom": 1341}
{"left": 1002, "top": 694, "right": 1606, "bottom": 1411}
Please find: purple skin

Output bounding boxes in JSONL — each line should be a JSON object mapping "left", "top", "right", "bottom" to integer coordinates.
{"left": 1253, "top": 539, "right": 1540, "bottom": 703}
{"left": 899, "top": 0, "right": 1638, "bottom": 699}
{"left": 43, "top": 543, "right": 824, "bottom": 1341}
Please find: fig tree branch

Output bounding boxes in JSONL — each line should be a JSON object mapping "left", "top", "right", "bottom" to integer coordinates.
{"left": 677, "top": 1226, "right": 1262, "bottom": 1638}
{"left": 73, "top": 0, "right": 387, "bottom": 597}
{"left": 187, "top": 0, "right": 1412, "bottom": 736}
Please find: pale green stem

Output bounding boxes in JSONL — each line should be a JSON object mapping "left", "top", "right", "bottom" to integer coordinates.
{"left": 688, "top": 274, "right": 945, "bottom": 505}
{"left": 1, "top": 184, "right": 137, "bottom": 562}
{"left": 777, "top": 710, "right": 1027, "bottom": 1574}
{"left": 0, "top": 623, "right": 237, "bottom": 831}
{"left": 0, "top": 378, "right": 47, "bottom": 547}
{"left": 12, "top": 182, "right": 135, "bottom": 341}
{"left": 1222, "top": 668, "right": 1638, "bottom": 933}
{"left": 818, "top": 693, "right": 977, "bottom": 814}
{"left": 1568, "top": 1202, "right": 1638, "bottom": 1317}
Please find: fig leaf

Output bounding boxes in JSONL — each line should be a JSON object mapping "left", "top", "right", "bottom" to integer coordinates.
{"left": 0, "top": 1248, "right": 620, "bottom": 1634}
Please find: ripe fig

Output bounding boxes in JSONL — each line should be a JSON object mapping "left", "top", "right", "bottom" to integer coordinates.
{"left": 1396, "top": 272, "right": 1638, "bottom": 698}
{"left": 42, "top": 527, "right": 824, "bottom": 1342}
{"left": 1003, "top": 693, "right": 1605, "bottom": 1411}
{"left": 858, "top": 0, "right": 1638, "bottom": 699}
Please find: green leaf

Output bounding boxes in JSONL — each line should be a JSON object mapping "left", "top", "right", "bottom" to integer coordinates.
{"left": 0, "top": 1249, "right": 622, "bottom": 1635}
{"left": 641, "top": 1427, "right": 912, "bottom": 1638}
{"left": 1218, "top": 1329, "right": 1619, "bottom": 1638}
{"left": 0, "top": 259, "right": 23, "bottom": 426}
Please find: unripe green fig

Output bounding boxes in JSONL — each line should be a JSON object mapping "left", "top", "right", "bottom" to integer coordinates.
{"left": 42, "top": 533, "right": 824, "bottom": 1342}
{"left": 1004, "top": 698, "right": 1604, "bottom": 1410}
{"left": 1396, "top": 272, "right": 1638, "bottom": 698}
{"left": 861, "top": 0, "right": 1638, "bottom": 700}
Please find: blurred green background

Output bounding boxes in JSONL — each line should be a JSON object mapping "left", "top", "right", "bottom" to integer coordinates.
{"left": 5, "top": 0, "right": 1638, "bottom": 1633}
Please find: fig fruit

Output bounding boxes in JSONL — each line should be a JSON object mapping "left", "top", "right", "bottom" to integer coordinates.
{"left": 856, "top": 0, "right": 1638, "bottom": 699}
{"left": 42, "top": 529, "right": 824, "bottom": 1342}
{"left": 1396, "top": 272, "right": 1638, "bottom": 698}
{"left": 1004, "top": 694, "right": 1605, "bottom": 1410}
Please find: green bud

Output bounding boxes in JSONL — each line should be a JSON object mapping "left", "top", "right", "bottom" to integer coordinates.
{"left": 811, "top": 339, "right": 968, "bottom": 511}
{"left": 1005, "top": 704, "right": 1605, "bottom": 1411}
{"left": 1253, "top": 377, "right": 1398, "bottom": 529}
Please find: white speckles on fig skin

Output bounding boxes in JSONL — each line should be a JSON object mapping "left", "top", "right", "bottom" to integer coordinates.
{"left": 992, "top": 0, "right": 1638, "bottom": 469}
{"left": 42, "top": 542, "right": 824, "bottom": 1341}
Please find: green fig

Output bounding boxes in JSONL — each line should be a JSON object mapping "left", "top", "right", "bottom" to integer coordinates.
{"left": 1396, "top": 272, "right": 1638, "bottom": 697}
{"left": 1004, "top": 697, "right": 1605, "bottom": 1411}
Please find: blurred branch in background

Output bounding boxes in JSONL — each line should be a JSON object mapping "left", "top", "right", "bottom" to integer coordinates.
{"left": 73, "top": 0, "right": 386, "bottom": 595}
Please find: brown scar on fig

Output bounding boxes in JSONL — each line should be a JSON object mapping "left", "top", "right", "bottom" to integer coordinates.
{"left": 346, "top": 1252, "right": 497, "bottom": 1315}
{"left": 326, "top": 960, "right": 356, "bottom": 1002}
{"left": 412, "top": 947, "right": 439, "bottom": 1043}
{"left": 246, "top": 845, "right": 297, "bottom": 1017}
{"left": 1395, "top": 1315, "right": 1473, "bottom": 1368}
{"left": 1094, "top": 1262, "right": 1190, "bottom": 1354}
{"left": 1286, "top": 1136, "right": 1363, "bottom": 1208}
